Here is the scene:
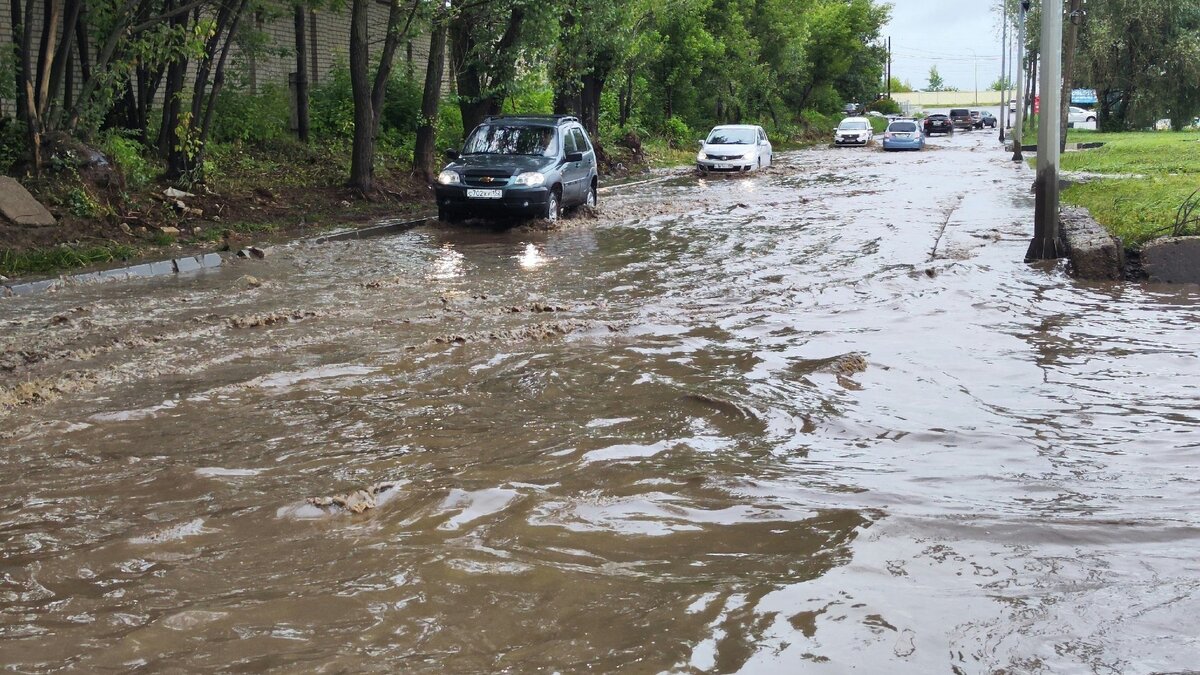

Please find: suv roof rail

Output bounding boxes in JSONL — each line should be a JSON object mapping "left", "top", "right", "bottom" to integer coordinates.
{"left": 482, "top": 114, "right": 579, "bottom": 125}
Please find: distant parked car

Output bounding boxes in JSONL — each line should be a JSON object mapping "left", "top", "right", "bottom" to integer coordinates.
{"left": 949, "top": 108, "right": 974, "bottom": 130}
{"left": 843, "top": 102, "right": 863, "bottom": 116}
{"left": 923, "top": 113, "right": 953, "bottom": 136}
{"left": 1068, "top": 106, "right": 1097, "bottom": 125}
{"left": 979, "top": 111, "right": 997, "bottom": 128}
{"left": 435, "top": 115, "right": 598, "bottom": 223}
{"left": 833, "top": 117, "right": 873, "bottom": 146}
{"left": 970, "top": 111, "right": 983, "bottom": 128}
{"left": 696, "top": 124, "right": 773, "bottom": 174}
{"left": 881, "top": 119, "right": 924, "bottom": 151}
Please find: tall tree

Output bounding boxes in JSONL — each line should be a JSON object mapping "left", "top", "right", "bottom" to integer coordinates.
{"left": 412, "top": 2, "right": 447, "bottom": 183}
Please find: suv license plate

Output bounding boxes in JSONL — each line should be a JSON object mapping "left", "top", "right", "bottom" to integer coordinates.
{"left": 467, "top": 189, "right": 502, "bottom": 199}
{"left": 714, "top": 163, "right": 730, "bottom": 169}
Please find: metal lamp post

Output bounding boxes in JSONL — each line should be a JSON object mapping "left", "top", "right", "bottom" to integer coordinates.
{"left": 1028, "top": 0, "right": 1063, "bottom": 261}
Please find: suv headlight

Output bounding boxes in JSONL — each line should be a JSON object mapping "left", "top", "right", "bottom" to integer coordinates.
{"left": 697, "top": 151, "right": 706, "bottom": 161}
{"left": 513, "top": 172, "right": 545, "bottom": 187}
{"left": 437, "top": 170, "right": 460, "bottom": 185}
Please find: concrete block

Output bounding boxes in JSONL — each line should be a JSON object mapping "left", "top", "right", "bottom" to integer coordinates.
{"left": 199, "top": 253, "right": 222, "bottom": 268}
{"left": 1142, "top": 236, "right": 1200, "bottom": 284}
{"left": 1058, "top": 206, "right": 1125, "bottom": 281}
{"left": 0, "top": 176, "right": 56, "bottom": 226}
{"left": 174, "top": 256, "right": 203, "bottom": 273}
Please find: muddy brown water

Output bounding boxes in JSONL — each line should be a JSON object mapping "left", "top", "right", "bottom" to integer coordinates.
{"left": 3, "top": 131, "right": 1200, "bottom": 673}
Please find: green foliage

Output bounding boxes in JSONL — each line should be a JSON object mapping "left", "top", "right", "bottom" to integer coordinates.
{"left": 869, "top": 116, "right": 888, "bottom": 133}
{"left": 101, "top": 132, "right": 155, "bottom": 188}
{"left": 210, "top": 84, "right": 292, "bottom": 144}
{"left": 886, "top": 76, "right": 912, "bottom": 93}
{"left": 927, "top": 66, "right": 945, "bottom": 92}
{"left": 989, "top": 76, "right": 1014, "bottom": 91}
{"left": 662, "top": 115, "right": 692, "bottom": 149}
{"left": 66, "top": 187, "right": 102, "bottom": 218}
{"left": 311, "top": 64, "right": 424, "bottom": 144}
{"left": 0, "top": 243, "right": 138, "bottom": 278}
{"left": 0, "top": 117, "right": 24, "bottom": 173}
{"left": 866, "top": 98, "right": 901, "bottom": 115}
{"left": 436, "top": 101, "right": 465, "bottom": 151}
{"left": 1059, "top": 130, "right": 1200, "bottom": 247}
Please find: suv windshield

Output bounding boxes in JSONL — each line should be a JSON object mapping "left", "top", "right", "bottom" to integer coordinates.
{"left": 838, "top": 120, "right": 869, "bottom": 130}
{"left": 706, "top": 128, "right": 757, "bottom": 144}
{"left": 462, "top": 125, "right": 558, "bottom": 156}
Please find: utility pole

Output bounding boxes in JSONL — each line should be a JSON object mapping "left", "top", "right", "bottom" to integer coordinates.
{"left": 999, "top": 1, "right": 1009, "bottom": 142}
{"left": 1028, "top": 0, "right": 1063, "bottom": 261}
{"left": 1059, "top": 0, "right": 1084, "bottom": 151}
{"left": 1012, "top": 0, "right": 1029, "bottom": 161}
{"left": 887, "top": 36, "right": 892, "bottom": 99}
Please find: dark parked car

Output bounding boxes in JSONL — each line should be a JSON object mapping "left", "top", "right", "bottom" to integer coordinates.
{"left": 923, "top": 114, "right": 953, "bottom": 136}
{"left": 979, "top": 111, "right": 997, "bottom": 128}
{"left": 949, "top": 108, "right": 974, "bottom": 130}
{"left": 842, "top": 102, "right": 863, "bottom": 116}
{"left": 435, "top": 115, "right": 598, "bottom": 223}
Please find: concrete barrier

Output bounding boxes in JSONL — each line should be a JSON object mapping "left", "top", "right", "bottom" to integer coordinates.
{"left": 1141, "top": 236, "right": 1200, "bottom": 284}
{"left": 1058, "top": 206, "right": 1125, "bottom": 281}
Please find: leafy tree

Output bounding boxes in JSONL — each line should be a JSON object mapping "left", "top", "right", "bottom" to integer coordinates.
{"left": 887, "top": 76, "right": 913, "bottom": 93}
{"left": 927, "top": 65, "right": 945, "bottom": 92}
{"left": 990, "top": 75, "right": 1014, "bottom": 91}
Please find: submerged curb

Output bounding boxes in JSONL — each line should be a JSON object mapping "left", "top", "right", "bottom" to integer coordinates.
{"left": 3, "top": 253, "right": 223, "bottom": 297}
{"left": 311, "top": 216, "right": 430, "bottom": 243}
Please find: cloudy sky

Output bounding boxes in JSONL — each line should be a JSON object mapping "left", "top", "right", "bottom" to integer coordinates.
{"left": 883, "top": 1, "right": 1010, "bottom": 92}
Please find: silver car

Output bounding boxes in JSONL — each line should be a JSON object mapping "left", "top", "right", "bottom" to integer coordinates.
{"left": 696, "top": 125, "right": 773, "bottom": 174}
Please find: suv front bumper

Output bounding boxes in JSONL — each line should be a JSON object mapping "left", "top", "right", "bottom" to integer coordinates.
{"left": 434, "top": 185, "right": 551, "bottom": 217}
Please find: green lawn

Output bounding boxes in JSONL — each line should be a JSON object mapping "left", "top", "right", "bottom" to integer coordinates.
{"left": 1058, "top": 130, "right": 1200, "bottom": 247}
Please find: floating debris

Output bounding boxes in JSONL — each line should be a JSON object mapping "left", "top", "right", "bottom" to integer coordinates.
{"left": 306, "top": 482, "right": 400, "bottom": 515}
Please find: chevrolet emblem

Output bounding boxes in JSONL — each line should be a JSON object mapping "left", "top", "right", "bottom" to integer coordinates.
{"left": 481, "top": 176, "right": 494, "bottom": 183}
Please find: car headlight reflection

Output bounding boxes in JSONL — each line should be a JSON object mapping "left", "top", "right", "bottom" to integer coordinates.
{"left": 437, "top": 170, "right": 460, "bottom": 185}
{"left": 513, "top": 172, "right": 546, "bottom": 187}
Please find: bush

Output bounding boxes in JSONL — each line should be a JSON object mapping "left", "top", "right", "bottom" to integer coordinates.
{"left": 866, "top": 97, "right": 901, "bottom": 115}
{"left": 101, "top": 132, "right": 154, "bottom": 188}
{"left": 311, "top": 64, "right": 425, "bottom": 143}
{"left": 210, "top": 84, "right": 292, "bottom": 145}
{"left": 0, "top": 117, "right": 24, "bottom": 173}
{"left": 662, "top": 115, "right": 691, "bottom": 149}
{"left": 436, "top": 100, "right": 464, "bottom": 151}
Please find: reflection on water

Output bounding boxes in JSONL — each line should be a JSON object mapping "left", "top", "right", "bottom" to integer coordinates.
{"left": 428, "top": 243, "right": 465, "bottom": 279}
{"left": 516, "top": 242, "right": 549, "bottom": 270}
{"left": 2, "top": 131, "right": 1199, "bottom": 673}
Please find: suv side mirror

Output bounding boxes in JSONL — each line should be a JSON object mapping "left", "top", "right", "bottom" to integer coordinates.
{"left": 564, "top": 151, "right": 584, "bottom": 163}
{"left": 443, "top": 149, "right": 459, "bottom": 160}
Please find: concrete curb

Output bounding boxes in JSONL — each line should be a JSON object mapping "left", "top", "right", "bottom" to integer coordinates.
{"left": 312, "top": 216, "right": 430, "bottom": 243}
{"left": 3, "top": 253, "right": 223, "bottom": 297}
{"left": 1058, "top": 206, "right": 1125, "bottom": 281}
{"left": 1141, "top": 236, "right": 1200, "bottom": 284}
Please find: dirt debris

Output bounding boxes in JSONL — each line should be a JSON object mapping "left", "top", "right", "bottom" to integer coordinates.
{"left": 227, "top": 310, "right": 319, "bottom": 329}
{"left": 307, "top": 481, "right": 399, "bottom": 514}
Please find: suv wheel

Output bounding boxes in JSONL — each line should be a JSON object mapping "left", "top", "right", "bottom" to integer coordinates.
{"left": 584, "top": 183, "right": 597, "bottom": 209}
{"left": 545, "top": 188, "right": 561, "bottom": 222}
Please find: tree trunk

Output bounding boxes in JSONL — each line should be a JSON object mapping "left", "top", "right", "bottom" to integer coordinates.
{"left": 46, "top": 0, "right": 81, "bottom": 123}
{"left": 413, "top": 11, "right": 447, "bottom": 183}
{"left": 293, "top": 4, "right": 309, "bottom": 142}
{"left": 347, "top": 0, "right": 374, "bottom": 191}
{"left": 194, "top": 0, "right": 247, "bottom": 171}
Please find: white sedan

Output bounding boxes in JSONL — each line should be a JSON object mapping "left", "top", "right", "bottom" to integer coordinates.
{"left": 1069, "top": 106, "right": 1097, "bottom": 125}
{"left": 696, "top": 125, "right": 773, "bottom": 174}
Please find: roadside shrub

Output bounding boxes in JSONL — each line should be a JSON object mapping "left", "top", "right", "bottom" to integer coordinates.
{"left": 436, "top": 100, "right": 464, "bottom": 151}
{"left": 0, "top": 117, "right": 24, "bottom": 173}
{"left": 662, "top": 115, "right": 691, "bottom": 149}
{"left": 379, "top": 75, "right": 422, "bottom": 136}
{"left": 311, "top": 66, "right": 355, "bottom": 140}
{"left": 799, "top": 109, "right": 835, "bottom": 136}
{"left": 866, "top": 97, "right": 901, "bottom": 115}
{"left": 210, "top": 84, "right": 291, "bottom": 145}
{"left": 100, "top": 132, "right": 155, "bottom": 188}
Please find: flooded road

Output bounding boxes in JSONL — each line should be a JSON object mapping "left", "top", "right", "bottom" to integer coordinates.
{"left": 3, "top": 130, "right": 1200, "bottom": 673}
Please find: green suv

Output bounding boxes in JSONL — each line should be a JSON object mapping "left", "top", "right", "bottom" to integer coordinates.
{"left": 435, "top": 115, "right": 599, "bottom": 223}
